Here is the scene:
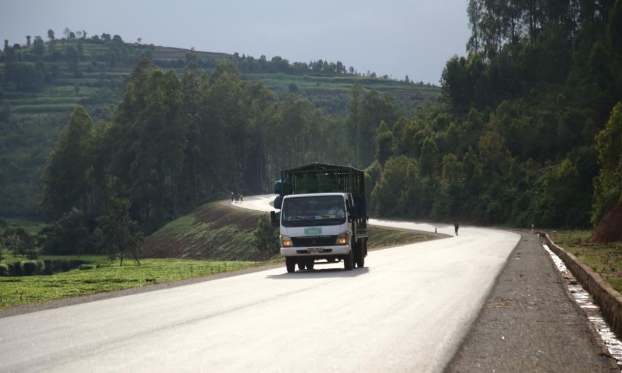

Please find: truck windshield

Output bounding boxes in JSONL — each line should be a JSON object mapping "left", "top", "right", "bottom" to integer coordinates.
{"left": 281, "top": 195, "right": 346, "bottom": 227}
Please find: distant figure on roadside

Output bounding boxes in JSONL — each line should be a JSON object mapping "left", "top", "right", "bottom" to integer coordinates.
{"left": 231, "top": 192, "right": 234, "bottom": 203}
{"left": 454, "top": 221, "right": 459, "bottom": 236}
{"left": 240, "top": 194, "right": 244, "bottom": 202}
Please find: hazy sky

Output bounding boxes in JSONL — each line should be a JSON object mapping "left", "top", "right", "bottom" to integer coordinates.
{"left": 1, "top": 0, "right": 470, "bottom": 85}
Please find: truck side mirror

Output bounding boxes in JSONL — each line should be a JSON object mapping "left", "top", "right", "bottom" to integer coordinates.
{"left": 270, "top": 211, "right": 279, "bottom": 227}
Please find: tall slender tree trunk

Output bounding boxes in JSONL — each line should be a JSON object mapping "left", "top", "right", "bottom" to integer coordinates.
{"left": 193, "top": 160, "right": 198, "bottom": 205}
{"left": 172, "top": 170, "right": 179, "bottom": 218}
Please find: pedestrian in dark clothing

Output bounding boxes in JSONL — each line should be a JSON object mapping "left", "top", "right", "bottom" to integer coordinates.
{"left": 454, "top": 222, "right": 459, "bottom": 236}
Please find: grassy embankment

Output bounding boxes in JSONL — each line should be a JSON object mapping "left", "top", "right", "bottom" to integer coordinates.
{"left": 549, "top": 230, "right": 622, "bottom": 293}
{"left": 0, "top": 201, "right": 437, "bottom": 310}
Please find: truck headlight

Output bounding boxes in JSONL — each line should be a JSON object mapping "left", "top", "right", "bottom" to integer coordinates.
{"left": 281, "top": 235, "right": 293, "bottom": 247}
{"left": 336, "top": 233, "right": 349, "bottom": 245}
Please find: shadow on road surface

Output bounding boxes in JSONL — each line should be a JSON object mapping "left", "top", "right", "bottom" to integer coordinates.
{"left": 267, "top": 266, "right": 370, "bottom": 279}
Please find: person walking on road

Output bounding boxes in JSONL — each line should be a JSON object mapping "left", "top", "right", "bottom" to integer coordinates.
{"left": 454, "top": 221, "right": 459, "bottom": 236}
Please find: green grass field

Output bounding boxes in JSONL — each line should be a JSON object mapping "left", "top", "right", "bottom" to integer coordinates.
{"left": 0, "top": 256, "right": 259, "bottom": 309}
{"left": 4, "top": 218, "right": 47, "bottom": 235}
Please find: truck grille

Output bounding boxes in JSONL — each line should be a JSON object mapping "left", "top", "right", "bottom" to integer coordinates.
{"left": 291, "top": 236, "right": 337, "bottom": 247}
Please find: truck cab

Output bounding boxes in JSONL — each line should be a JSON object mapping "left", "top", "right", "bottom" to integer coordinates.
{"left": 270, "top": 163, "right": 368, "bottom": 273}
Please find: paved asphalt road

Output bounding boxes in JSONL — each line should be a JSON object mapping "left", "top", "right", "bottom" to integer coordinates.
{"left": 0, "top": 195, "right": 522, "bottom": 372}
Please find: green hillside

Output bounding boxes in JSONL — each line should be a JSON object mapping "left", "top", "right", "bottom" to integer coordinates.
{"left": 0, "top": 32, "right": 440, "bottom": 218}
{"left": 142, "top": 201, "right": 437, "bottom": 261}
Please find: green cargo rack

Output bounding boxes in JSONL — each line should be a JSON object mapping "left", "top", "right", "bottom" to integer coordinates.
{"left": 280, "top": 163, "right": 365, "bottom": 197}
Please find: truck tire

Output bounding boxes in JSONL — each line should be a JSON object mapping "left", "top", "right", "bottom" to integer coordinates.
{"left": 344, "top": 249, "right": 354, "bottom": 271}
{"left": 298, "top": 262, "right": 306, "bottom": 271}
{"left": 286, "top": 257, "right": 296, "bottom": 273}
{"left": 355, "top": 242, "right": 365, "bottom": 268}
{"left": 307, "top": 260, "right": 315, "bottom": 270}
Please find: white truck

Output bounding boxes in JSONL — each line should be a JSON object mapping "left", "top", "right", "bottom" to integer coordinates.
{"left": 270, "top": 163, "right": 368, "bottom": 273}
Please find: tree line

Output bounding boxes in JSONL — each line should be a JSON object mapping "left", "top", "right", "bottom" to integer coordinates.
{"left": 1, "top": 27, "right": 428, "bottom": 223}
{"left": 39, "top": 54, "right": 400, "bottom": 257}
{"left": 2, "top": 30, "right": 153, "bottom": 92}
{"left": 369, "top": 0, "right": 622, "bottom": 240}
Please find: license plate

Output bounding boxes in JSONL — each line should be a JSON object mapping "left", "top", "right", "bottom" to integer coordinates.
{"left": 308, "top": 247, "right": 322, "bottom": 253}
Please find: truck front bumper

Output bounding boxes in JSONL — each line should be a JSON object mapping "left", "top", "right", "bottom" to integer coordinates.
{"left": 281, "top": 245, "right": 350, "bottom": 257}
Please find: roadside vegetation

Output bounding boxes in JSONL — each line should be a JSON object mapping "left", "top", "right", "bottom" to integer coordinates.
{"left": 0, "top": 255, "right": 259, "bottom": 309}
{"left": 549, "top": 231, "right": 622, "bottom": 294}
{"left": 0, "top": 202, "right": 436, "bottom": 310}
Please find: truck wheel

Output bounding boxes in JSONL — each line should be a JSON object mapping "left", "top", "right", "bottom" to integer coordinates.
{"left": 298, "top": 262, "right": 306, "bottom": 271}
{"left": 286, "top": 257, "right": 296, "bottom": 273}
{"left": 355, "top": 244, "right": 365, "bottom": 268}
{"left": 343, "top": 250, "right": 354, "bottom": 270}
{"left": 307, "top": 260, "right": 315, "bottom": 270}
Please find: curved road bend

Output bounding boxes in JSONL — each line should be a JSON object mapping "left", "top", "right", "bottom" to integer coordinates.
{"left": 0, "top": 195, "right": 519, "bottom": 373}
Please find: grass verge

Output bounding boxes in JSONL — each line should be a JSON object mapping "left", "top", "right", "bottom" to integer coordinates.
{"left": 549, "top": 230, "right": 622, "bottom": 294}
{"left": 0, "top": 256, "right": 259, "bottom": 309}
{"left": 0, "top": 201, "right": 439, "bottom": 310}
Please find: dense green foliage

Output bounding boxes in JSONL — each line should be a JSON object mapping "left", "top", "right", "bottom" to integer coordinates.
{"left": 593, "top": 103, "right": 622, "bottom": 224}
{"left": 36, "top": 54, "right": 406, "bottom": 241}
{"left": 368, "top": 0, "right": 622, "bottom": 229}
{"left": 0, "top": 226, "right": 37, "bottom": 260}
{"left": 0, "top": 30, "right": 434, "bottom": 219}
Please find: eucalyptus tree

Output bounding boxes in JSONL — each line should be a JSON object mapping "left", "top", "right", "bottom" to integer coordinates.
{"left": 133, "top": 69, "right": 184, "bottom": 223}
{"left": 371, "top": 156, "right": 416, "bottom": 217}
{"left": 375, "top": 120, "right": 393, "bottom": 168}
{"left": 244, "top": 82, "right": 279, "bottom": 193}
{"left": 319, "top": 115, "right": 352, "bottom": 166}
{"left": 359, "top": 90, "right": 399, "bottom": 168}
{"left": 277, "top": 94, "right": 314, "bottom": 170}
{"left": 180, "top": 51, "right": 209, "bottom": 205}
{"left": 439, "top": 153, "right": 466, "bottom": 218}
{"left": 202, "top": 61, "right": 249, "bottom": 194}
{"left": 419, "top": 137, "right": 440, "bottom": 178}
{"left": 109, "top": 58, "right": 156, "bottom": 220}
{"left": 106, "top": 58, "right": 188, "bottom": 229}
{"left": 346, "top": 83, "right": 363, "bottom": 166}
{"left": 41, "top": 106, "right": 95, "bottom": 220}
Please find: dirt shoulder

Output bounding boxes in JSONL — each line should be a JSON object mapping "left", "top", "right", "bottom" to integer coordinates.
{"left": 444, "top": 231, "right": 619, "bottom": 373}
